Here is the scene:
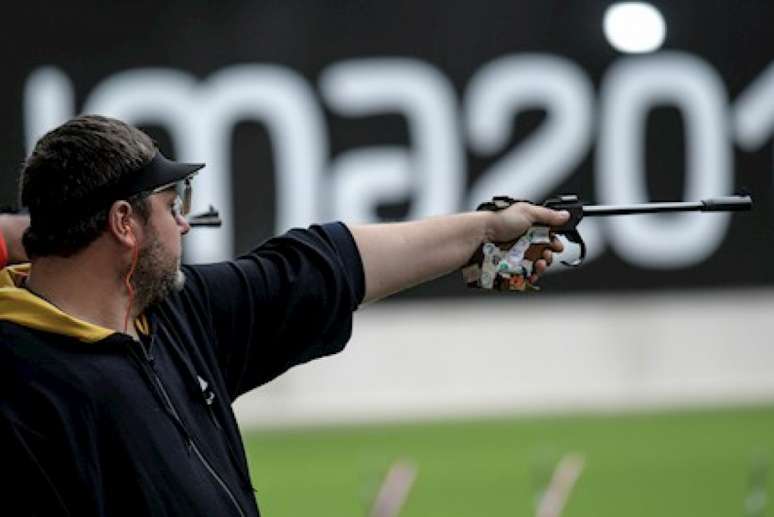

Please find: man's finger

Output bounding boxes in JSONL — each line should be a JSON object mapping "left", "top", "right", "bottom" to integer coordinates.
{"left": 525, "top": 243, "right": 548, "bottom": 262}
{"left": 549, "top": 235, "right": 564, "bottom": 253}
{"left": 542, "top": 248, "right": 553, "bottom": 266}
{"left": 522, "top": 204, "right": 570, "bottom": 227}
{"left": 533, "top": 259, "right": 547, "bottom": 276}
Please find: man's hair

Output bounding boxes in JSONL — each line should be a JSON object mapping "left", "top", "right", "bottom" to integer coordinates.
{"left": 19, "top": 115, "right": 157, "bottom": 258}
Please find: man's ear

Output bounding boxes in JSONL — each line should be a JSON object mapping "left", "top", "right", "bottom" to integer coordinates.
{"left": 107, "top": 201, "right": 138, "bottom": 248}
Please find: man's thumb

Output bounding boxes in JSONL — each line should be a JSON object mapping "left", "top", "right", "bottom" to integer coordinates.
{"left": 526, "top": 204, "right": 570, "bottom": 226}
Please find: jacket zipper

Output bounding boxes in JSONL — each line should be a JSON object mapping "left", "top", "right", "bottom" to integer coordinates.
{"left": 139, "top": 344, "right": 247, "bottom": 517}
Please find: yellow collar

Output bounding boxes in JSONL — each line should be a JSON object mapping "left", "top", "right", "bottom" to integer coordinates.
{"left": 0, "top": 264, "right": 148, "bottom": 343}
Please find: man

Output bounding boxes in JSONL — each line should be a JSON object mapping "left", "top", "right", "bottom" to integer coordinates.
{"left": 0, "top": 115, "right": 568, "bottom": 516}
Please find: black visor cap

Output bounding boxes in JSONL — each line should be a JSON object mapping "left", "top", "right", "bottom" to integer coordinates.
{"left": 113, "top": 151, "right": 205, "bottom": 198}
{"left": 25, "top": 152, "right": 206, "bottom": 230}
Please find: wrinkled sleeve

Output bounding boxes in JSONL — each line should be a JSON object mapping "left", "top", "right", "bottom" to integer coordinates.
{"left": 182, "top": 222, "right": 365, "bottom": 400}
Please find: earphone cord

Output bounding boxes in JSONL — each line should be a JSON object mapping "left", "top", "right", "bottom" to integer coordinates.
{"left": 123, "top": 242, "right": 139, "bottom": 334}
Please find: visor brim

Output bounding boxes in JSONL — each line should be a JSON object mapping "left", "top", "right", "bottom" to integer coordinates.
{"left": 123, "top": 152, "right": 205, "bottom": 196}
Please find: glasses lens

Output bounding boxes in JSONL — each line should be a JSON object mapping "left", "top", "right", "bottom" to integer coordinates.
{"left": 176, "top": 178, "right": 192, "bottom": 216}
{"left": 172, "top": 196, "right": 183, "bottom": 217}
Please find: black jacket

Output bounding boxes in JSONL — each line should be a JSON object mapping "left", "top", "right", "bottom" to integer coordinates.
{"left": 0, "top": 223, "right": 364, "bottom": 516}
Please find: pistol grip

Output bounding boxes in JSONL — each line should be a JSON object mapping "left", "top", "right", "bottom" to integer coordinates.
{"left": 559, "top": 230, "right": 586, "bottom": 267}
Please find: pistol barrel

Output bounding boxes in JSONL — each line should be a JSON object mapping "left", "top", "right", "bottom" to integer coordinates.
{"left": 187, "top": 205, "right": 223, "bottom": 227}
{"left": 583, "top": 195, "right": 752, "bottom": 216}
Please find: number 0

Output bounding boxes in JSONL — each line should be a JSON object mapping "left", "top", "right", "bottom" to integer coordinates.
{"left": 597, "top": 52, "right": 733, "bottom": 269}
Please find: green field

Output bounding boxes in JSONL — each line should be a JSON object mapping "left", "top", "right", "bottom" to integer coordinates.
{"left": 242, "top": 405, "right": 774, "bottom": 517}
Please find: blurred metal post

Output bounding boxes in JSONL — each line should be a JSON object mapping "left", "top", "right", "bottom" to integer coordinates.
{"left": 368, "top": 459, "right": 418, "bottom": 517}
{"left": 745, "top": 454, "right": 769, "bottom": 517}
{"left": 535, "top": 454, "right": 585, "bottom": 517}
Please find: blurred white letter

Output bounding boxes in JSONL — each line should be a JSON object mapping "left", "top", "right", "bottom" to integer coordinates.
{"left": 24, "top": 67, "right": 76, "bottom": 153}
{"left": 84, "top": 65, "right": 326, "bottom": 262}
{"left": 320, "top": 58, "right": 463, "bottom": 222}
{"left": 598, "top": 52, "right": 732, "bottom": 268}
{"left": 465, "top": 54, "right": 600, "bottom": 266}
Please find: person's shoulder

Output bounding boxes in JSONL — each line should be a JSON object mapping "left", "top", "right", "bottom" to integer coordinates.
{"left": 153, "top": 267, "right": 216, "bottom": 330}
{"left": 2, "top": 334, "right": 137, "bottom": 437}
{"left": 0, "top": 318, "right": 45, "bottom": 355}
{"left": 0, "top": 321, "right": 111, "bottom": 391}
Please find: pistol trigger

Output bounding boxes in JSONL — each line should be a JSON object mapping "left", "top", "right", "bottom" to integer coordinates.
{"left": 560, "top": 230, "right": 586, "bottom": 267}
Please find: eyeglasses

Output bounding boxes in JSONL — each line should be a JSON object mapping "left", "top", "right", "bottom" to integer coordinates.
{"left": 151, "top": 176, "right": 193, "bottom": 216}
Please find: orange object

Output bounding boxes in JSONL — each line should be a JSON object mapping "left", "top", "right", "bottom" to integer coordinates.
{"left": 123, "top": 241, "right": 139, "bottom": 334}
{"left": 509, "top": 275, "right": 525, "bottom": 290}
{"left": 0, "top": 228, "right": 8, "bottom": 269}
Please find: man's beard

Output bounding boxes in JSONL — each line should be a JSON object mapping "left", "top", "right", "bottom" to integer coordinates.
{"left": 130, "top": 237, "right": 185, "bottom": 311}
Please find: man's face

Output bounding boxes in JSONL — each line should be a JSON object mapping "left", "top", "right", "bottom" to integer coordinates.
{"left": 131, "top": 190, "right": 190, "bottom": 309}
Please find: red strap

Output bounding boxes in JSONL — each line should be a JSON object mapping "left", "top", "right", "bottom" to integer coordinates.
{"left": 0, "top": 228, "right": 7, "bottom": 269}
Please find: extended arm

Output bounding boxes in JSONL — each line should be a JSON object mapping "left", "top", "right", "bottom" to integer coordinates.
{"left": 0, "top": 213, "right": 29, "bottom": 265}
{"left": 348, "top": 203, "right": 569, "bottom": 303}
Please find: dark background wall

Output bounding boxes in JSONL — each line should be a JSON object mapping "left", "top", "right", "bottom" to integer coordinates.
{"left": 1, "top": 0, "right": 771, "bottom": 296}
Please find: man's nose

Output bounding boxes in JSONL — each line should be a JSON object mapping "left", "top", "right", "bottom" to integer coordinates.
{"left": 177, "top": 214, "right": 191, "bottom": 235}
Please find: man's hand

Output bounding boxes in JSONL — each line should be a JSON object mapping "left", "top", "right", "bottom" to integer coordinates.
{"left": 349, "top": 203, "right": 570, "bottom": 303}
{"left": 487, "top": 202, "right": 569, "bottom": 283}
{"left": 0, "top": 214, "right": 30, "bottom": 264}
